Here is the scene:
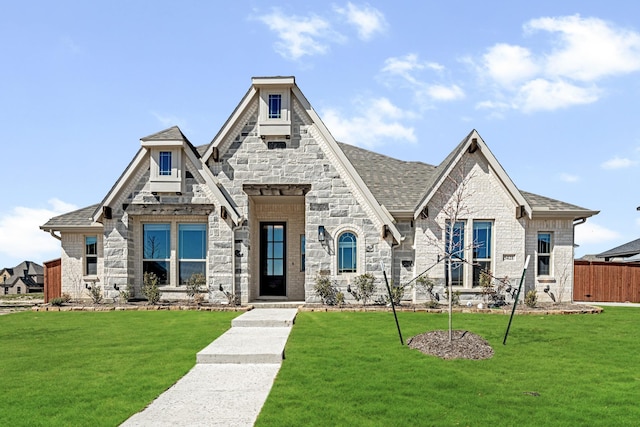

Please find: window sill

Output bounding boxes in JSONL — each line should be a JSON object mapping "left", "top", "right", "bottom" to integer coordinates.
{"left": 83, "top": 276, "right": 100, "bottom": 282}
{"left": 537, "top": 278, "right": 556, "bottom": 283}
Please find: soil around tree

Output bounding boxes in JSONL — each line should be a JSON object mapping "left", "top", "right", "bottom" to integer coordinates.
{"left": 407, "top": 330, "right": 495, "bottom": 360}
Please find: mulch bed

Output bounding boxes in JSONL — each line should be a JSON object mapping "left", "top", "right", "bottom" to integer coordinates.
{"left": 407, "top": 330, "right": 495, "bottom": 360}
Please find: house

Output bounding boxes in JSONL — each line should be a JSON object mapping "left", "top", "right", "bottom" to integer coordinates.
{"left": 40, "top": 76, "right": 598, "bottom": 304}
{"left": 596, "top": 238, "right": 640, "bottom": 262}
{"left": 1, "top": 261, "right": 44, "bottom": 295}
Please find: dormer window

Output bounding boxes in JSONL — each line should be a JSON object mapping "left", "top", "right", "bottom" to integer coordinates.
{"left": 268, "top": 94, "right": 282, "bottom": 119}
{"left": 159, "top": 151, "right": 172, "bottom": 176}
{"left": 253, "top": 77, "right": 294, "bottom": 138}
{"left": 149, "top": 148, "right": 182, "bottom": 192}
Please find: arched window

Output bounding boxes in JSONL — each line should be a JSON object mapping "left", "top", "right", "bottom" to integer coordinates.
{"left": 338, "top": 232, "right": 357, "bottom": 273}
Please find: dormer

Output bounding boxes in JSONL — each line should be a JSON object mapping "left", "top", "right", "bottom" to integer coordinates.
{"left": 252, "top": 76, "right": 294, "bottom": 138}
{"left": 140, "top": 126, "right": 187, "bottom": 193}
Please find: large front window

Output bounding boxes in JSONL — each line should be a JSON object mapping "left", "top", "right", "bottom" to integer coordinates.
{"left": 445, "top": 221, "right": 465, "bottom": 286}
{"left": 178, "top": 224, "right": 207, "bottom": 284}
{"left": 338, "top": 232, "right": 357, "bottom": 273}
{"left": 143, "top": 224, "right": 171, "bottom": 285}
{"left": 538, "top": 233, "right": 552, "bottom": 276}
{"left": 473, "top": 221, "right": 493, "bottom": 286}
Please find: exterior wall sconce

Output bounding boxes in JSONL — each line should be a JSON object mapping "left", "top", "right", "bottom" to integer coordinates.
{"left": 318, "top": 225, "right": 326, "bottom": 242}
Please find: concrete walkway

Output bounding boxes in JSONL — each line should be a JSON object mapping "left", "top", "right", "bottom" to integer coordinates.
{"left": 121, "top": 308, "right": 298, "bottom": 427}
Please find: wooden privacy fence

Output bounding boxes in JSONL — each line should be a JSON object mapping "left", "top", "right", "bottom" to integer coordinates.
{"left": 574, "top": 260, "right": 640, "bottom": 303}
{"left": 44, "top": 258, "right": 61, "bottom": 303}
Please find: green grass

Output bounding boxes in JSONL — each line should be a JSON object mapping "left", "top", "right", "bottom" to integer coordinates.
{"left": 0, "top": 310, "right": 239, "bottom": 426}
{"left": 257, "top": 307, "right": 640, "bottom": 427}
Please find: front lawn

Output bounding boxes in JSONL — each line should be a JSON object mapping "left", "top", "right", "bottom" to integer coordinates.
{"left": 257, "top": 307, "right": 640, "bottom": 426}
{"left": 0, "top": 310, "right": 239, "bottom": 426}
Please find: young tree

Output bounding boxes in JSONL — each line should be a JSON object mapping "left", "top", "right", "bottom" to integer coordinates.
{"left": 432, "top": 164, "right": 477, "bottom": 342}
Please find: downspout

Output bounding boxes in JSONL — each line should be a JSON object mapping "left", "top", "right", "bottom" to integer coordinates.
{"left": 49, "top": 230, "right": 62, "bottom": 241}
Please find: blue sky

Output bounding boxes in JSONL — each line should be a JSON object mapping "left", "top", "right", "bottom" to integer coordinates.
{"left": 1, "top": 1, "right": 639, "bottom": 268}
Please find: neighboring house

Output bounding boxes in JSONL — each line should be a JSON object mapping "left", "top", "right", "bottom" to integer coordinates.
{"left": 1, "top": 261, "right": 44, "bottom": 295}
{"left": 596, "top": 238, "right": 640, "bottom": 262}
{"left": 40, "top": 76, "right": 598, "bottom": 304}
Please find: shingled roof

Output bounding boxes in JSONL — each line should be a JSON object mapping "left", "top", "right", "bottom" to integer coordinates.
{"left": 597, "top": 238, "right": 640, "bottom": 260}
{"left": 40, "top": 204, "right": 101, "bottom": 230}
{"left": 338, "top": 140, "right": 596, "bottom": 218}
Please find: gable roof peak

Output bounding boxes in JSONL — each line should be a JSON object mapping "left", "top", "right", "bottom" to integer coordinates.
{"left": 140, "top": 126, "right": 190, "bottom": 143}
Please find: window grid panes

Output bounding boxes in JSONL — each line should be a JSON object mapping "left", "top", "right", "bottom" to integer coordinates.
{"left": 159, "top": 151, "right": 172, "bottom": 176}
{"left": 338, "top": 232, "right": 357, "bottom": 273}
{"left": 472, "top": 221, "right": 492, "bottom": 287}
{"left": 178, "top": 224, "right": 207, "bottom": 285}
{"left": 268, "top": 94, "right": 282, "bottom": 119}
{"left": 538, "top": 233, "right": 552, "bottom": 276}
{"left": 445, "top": 221, "right": 465, "bottom": 286}
{"left": 143, "top": 224, "right": 171, "bottom": 285}
{"left": 85, "top": 236, "right": 98, "bottom": 276}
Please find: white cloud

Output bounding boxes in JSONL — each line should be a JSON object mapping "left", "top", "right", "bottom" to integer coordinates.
{"left": 482, "top": 43, "right": 539, "bottom": 88}
{"left": 601, "top": 156, "right": 638, "bottom": 169}
{"left": 320, "top": 97, "right": 417, "bottom": 148}
{"left": 334, "top": 2, "right": 387, "bottom": 40}
{"left": 575, "top": 221, "right": 621, "bottom": 246}
{"left": 257, "top": 9, "right": 343, "bottom": 60}
{"left": 425, "top": 84, "right": 464, "bottom": 101}
{"left": 559, "top": 172, "right": 580, "bottom": 183}
{"left": 0, "top": 199, "right": 77, "bottom": 266}
{"left": 380, "top": 54, "right": 463, "bottom": 105}
{"left": 477, "top": 15, "right": 640, "bottom": 114}
{"left": 516, "top": 78, "right": 599, "bottom": 112}
{"left": 525, "top": 15, "right": 640, "bottom": 81}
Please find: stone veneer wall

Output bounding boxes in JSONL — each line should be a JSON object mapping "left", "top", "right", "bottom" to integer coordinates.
{"left": 211, "top": 94, "right": 393, "bottom": 303}
{"left": 413, "top": 152, "right": 527, "bottom": 302}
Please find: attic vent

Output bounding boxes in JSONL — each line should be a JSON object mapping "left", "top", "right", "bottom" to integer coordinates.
{"left": 268, "top": 141, "right": 286, "bottom": 149}
{"left": 212, "top": 147, "right": 220, "bottom": 162}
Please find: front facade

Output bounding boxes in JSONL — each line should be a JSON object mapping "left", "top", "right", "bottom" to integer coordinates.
{"left": 41, "top": 76, "right": 598, "bottom": 304}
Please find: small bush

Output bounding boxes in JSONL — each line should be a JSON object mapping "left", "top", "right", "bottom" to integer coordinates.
{"left": 525, "top": 290, "right": 538, "bottom": 308}
{"left": 444, "top": 287, "right": 460, "bottom": 306}
{"left": 142, "top": 272, "right": 161, "bottom": 305}
{"left": 186, "top": 273, "right": 206, "bottom": 305}
{"left": 88, "top": 284, "right": 103, "bottom": 304}
{"left": 50, "top": 297, "right": 64, "bottom": 306}
{"left": 382, "top": 282, "right": 405, "bottom": 306}
{"left": 61, "top": 293, "right": 72, "bottom": 303}
{"left": 349, "top": 273, "right": 376, "bottom": 306}
{"left": 416, "top": 275, "right": 439, "bottom": 308}
{"left": 314, "top": 275, "right": 338, "bottom": 305}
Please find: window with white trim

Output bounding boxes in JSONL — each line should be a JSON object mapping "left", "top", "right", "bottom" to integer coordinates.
{"left": 85, "top": 236, "right": 98, "bottom": 276}
{"left": 268, "top": 94, "right": 282, "bottom": 119}
{"left": 178, "top": 224, "right": 207, "bottom": 285}
{"left": 159, "top": 151, "right": 172, "bottom": 176}
{"left": 338, "top": 232, "right": 357, "bottom": 274}
{"left": 537, "top": 232, "right": 552, "bottom": 276}
{"left": 143, "top": 224, "right": 171, "bottom": 285}
{"left": 472, "top": 221, "right": 493, "bottom": 286}
{"left": 445, "top": 221, "right": 465, "bottom": 286}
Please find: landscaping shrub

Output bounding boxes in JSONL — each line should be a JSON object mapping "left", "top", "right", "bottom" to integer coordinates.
{"left": 525, "top": 289, "right": 538, "bottom": 308}
{"left": 88, "top": 284, "right": 103, "bottom": 304}
{"left": 313, "top": 275, "right": 338, "bottom": 305}
{"left": 142, "top": 272, "right": 161, "bottom": 305}
{"left": 186, "top": 273, "right": 206, "bottom": 304}
{"left": 50, "top": 297, "right": 64, "bottom": 306}
{"left": 348, "top": 273, "right": 375, "bottom": 305}
{"left": 416, "top": 275, "right": 440, "bottom": 308}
